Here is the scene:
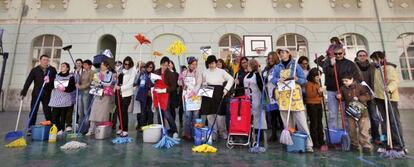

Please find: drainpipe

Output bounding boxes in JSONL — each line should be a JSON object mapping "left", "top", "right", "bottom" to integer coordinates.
{"left": 373, "top": 0, "right": 386, "bottom": 52}
{"left": 5, "top": 0, "right": 27, "bottom": 109}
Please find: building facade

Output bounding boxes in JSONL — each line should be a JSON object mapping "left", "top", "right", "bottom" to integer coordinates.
{"left": 0, "top": 0, "right": 413, "bottom": 109}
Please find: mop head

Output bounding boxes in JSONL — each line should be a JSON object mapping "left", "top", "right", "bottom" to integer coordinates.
{"left": 5, "top": 131, "right": 24, "bottom": 143}
{"left": 154, "top": 135, "right": 180, "bottom": 149}
{"left": 341, "top": 133, "right": 351, "bottom": 151}
{"left": 192, "top": 144, "right": 217, "bottom": 153}
{"left": 111, "top": 137, "right": 133, "bottom": 144}
{"left": 279, "top": 129, "right": 293, "bottom": 145}
{"left": 379, "top": 148, "right": 406, "bottom": 159}
{"left": 60, "top": 141, "right": 87, "bottom": 151}
{"left": 249, "top": 146, "right": 266, "bottom": 153}
{"left": 5, "top": 137, "right": 27, "bottom": 148}
{"left": 66, "top": 133, "right": 79, "bottom": 139}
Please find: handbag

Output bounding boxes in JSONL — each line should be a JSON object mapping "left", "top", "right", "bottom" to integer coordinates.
{"left": 197, "top": 85, "right": 214, "bottom": 98}
{"left": 103, "top": 86, "right": 114, "bottom": 96}
{"left": 345, "top": 101, "right": 366, "bottom": 121}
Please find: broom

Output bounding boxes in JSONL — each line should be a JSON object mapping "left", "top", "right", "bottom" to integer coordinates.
{"left": 315, "top": 54, "right": 330, "bottom": 152}
{"left": 111, "top": 87, "right": 133, "bottom": 144}
{"left": 4, "top": 99, "right": 26, "bottom": 148}
{"left": 192, "top": 96, "right": 224, "bottom": 153}
{"left": 333, "top": 63, "right": 351, "bottom": 151}
{"left": 378, "top": 58, "right": 405, "bottom": 159}
{"left": 249, "top": 86, "right": 266, "bottom": 153}
{"left": 279, "top": 57, "right": 299, "bottom": 146}
{"left": 153, "top": 92, "right": 180, "bottom": 149}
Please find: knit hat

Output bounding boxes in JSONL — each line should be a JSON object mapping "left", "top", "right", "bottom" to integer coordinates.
{"left": 205, "top": 55, "right": 217, "bottom": 68}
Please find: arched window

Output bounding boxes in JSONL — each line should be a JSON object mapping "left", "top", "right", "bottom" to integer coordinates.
{"left": 339, "top": 33, "right": 368, "bottom": 61}
{"left": 32, "top": 34, "right": 62, "bottom": 68}
{"left": 98, "top": 34, "right": 117, "bottom": 58}
{"left": 397, "top": 33, "right": 414, "bottom": 80}
{"left": 276, "top": 34, "right": 308, "bottom": 58}
{"left": 219, "top": 34, "right": 242, "bottom": 60}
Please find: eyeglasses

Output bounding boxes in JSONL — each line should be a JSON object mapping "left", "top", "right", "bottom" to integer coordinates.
{"left": 334, "top": 52, "right": 343, "bottom": 56}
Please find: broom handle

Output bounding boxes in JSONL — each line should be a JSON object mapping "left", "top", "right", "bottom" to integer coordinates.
{"left": 333, "top": 63, "right": 346, "bottom": 129}
{"left": 25, "top": 70, "right": 50, "bottom": 132}
{"left": 155, "top": 92, "right": 166, "bottom": 132}
{"left": 116, "top": 87, "right": 124, "bottom": 132}
{"left": 315, "top": 53, "right": 331, "bottom": 144}
{"left": 285, "top": 58, "right": 299, "bottom": 130}
{"left": 15, "top": 99, "right": 23, "bottom": 131}
{"left": 205, "top": 96, "right": 224, "bottom": 144}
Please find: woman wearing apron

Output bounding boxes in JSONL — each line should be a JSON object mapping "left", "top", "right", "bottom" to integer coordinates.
{"left": 271, "top": 48, "right": 314, "bottom": 152}
{"left": 243, "top": 59, "right": 267, "bottom": 145}
{"left": 200, "top": 55, "right": 234, "bottom": 141}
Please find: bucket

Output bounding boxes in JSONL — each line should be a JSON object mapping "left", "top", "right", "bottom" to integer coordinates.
{"left": 324, "top": 128, "right": 346, "bottom": 144}
{"left": 143, "top": 124, "right": 162, "bottom": 143}
{"left": 32, "top": 125, "right": 51, "bottom": 141}
{"left": 194, "top": 127, "right": 212, "bottom": 146}
{"left": 287, "top": 131, "right": 308, "bottom": 153}
{"left": 48, "top": 125, "right": 58, "bottom": 143}
{"left": 95, "top": 121, "right": 113, "bottom": 140}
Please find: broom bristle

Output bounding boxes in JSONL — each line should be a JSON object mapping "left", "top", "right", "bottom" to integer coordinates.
{"left": 154, "top": 135, "right": 180, "bottom": 149}
{"left": 380, "top": 150, "right": 406, "bottom": 159}
{"left": 60, "top": 141, "right": 87, "bottom": 151}
{"left": 249, "top": 146, "right": 266, "bottom": 153}
{"left": 112, "top": 137, "right": 133, "bottom": 144}
{"left": 280, "top": 129, "right": 293, "bottom": 145}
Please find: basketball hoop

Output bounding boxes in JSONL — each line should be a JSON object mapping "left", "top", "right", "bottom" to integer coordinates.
{"left": 254, "top": 47, "right": 267, "bottom": 56}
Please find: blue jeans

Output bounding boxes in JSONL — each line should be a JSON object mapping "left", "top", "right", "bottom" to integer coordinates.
{"left": 184, "top": 110, "right": 199, "bottom": 136}
{"left": 327, "top": 91, "right": 340, "bottom": 129}
{"left": 79, "top": 90, "right": 92, "bottom": 132}
{"left": 367, "top": 100, "right": 380, "bottom": 141}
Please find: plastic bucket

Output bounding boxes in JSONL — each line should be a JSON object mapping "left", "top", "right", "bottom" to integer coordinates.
{"left": 32, "top": 125, "right": 51, "bottom": 141}
{"left": 287, "top": 131, "right": 308, "bottom": 153}
{"left": 95, "top": 121, "right": 113, "bottom": 140}
{"left": 324, "top": 128, "right": 346, "bottom": 144}
{"left": 143, "top": 124, "right": 162, "bottom": 143}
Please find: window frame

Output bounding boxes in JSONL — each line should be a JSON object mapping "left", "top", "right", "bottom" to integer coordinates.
{"left": 31, "top": 34, "right": 62, "bottom": 68}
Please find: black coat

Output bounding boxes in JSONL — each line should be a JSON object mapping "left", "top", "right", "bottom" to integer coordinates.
{"left": 21, "top": 65, "right": 58, "bottom": 97}
{"left": 316, "top": 57, "right": 361, "bottom": 91}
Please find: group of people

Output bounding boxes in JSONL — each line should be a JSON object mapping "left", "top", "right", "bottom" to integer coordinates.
{"left": 20, "top": 36, "right": 405, "bottom": 155}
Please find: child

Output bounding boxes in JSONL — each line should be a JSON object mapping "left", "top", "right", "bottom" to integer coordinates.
{"left": 337, "top": 74, "right": 372, "bottom": 152}
{"left": 305, "top": 68, "right": 324, "bottom": 149}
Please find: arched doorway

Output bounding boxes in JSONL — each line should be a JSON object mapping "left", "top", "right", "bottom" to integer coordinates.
{"left": 97, "top": 34, "right": 117, "bottom": 58}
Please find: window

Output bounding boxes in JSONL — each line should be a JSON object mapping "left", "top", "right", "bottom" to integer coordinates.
{"left": 98, "top": 34, "right": 117, "bottom": 58}
{"left": 397, "top": 33, "right": 414, "bottom": 80}
{"left": 276, "top": 34, "right": 308, "bottom": 58}
{"left": 219, "top": 34, "right": 242, "bottom": 60}
{"left": 339, "top": 33, "right": 368, "bottom": 61}
{"left": 32, "top": 35, "right": 62, "bottom": 68}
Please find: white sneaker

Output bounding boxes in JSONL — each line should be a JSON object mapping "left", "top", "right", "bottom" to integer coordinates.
{"left": 65, "top": 126, "right": 73, "bottom": 132}
{"left": 57, "top": 130, "right": 64, "bottom": 136}
{"left": 116, "top": 130, "right": 122, "bottom": 135}
{"left": 120, "top": 131, "right": 129, "bottom": 137}
{"left": 173, "top": 133, "right": 179, "bottom": 139}
{"left": 85, "top": 131, "right": 94, "bottom": 136}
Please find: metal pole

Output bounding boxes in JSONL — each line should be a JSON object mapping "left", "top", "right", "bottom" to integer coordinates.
{"left": 373, "top": 0, "right": 386, "bottom": 52}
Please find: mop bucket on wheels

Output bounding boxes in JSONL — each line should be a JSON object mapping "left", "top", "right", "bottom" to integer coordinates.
{"left": 227, "top": 89, "right": 253, "bottom": 149}
{"left": 32, "top": 125, "right": 51, "bottom": 141}
{"left": 142, "top": 124, "right": 163, "bottom": 143}
{"left": 95, "top": 122, "right": 113, "bottom": 140}
{"left": 324, "top": 128, "right": 347, "bottom": 144}
{"left": 287, "top": 131, "right": 308, "bottom": 153}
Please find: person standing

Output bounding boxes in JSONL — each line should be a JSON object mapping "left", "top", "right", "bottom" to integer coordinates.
{"left": 134, "top": 61, "right": 155, "bottom": 129}
{"left": 200, "top": 55, "right": 234, "bottom": 141}
{"left": 315, "top": 45, "right": 361, "bottom": 129}
{"left": 48, "top": 62, "right": 76, "bottom": 135}
{"left": 76, "top": 59, "right": 94, "bottom": 133}
{"left": 234, "top": 57, "right": 249, "bottom": 97}
{"left": 115, "top": 56, "right": 136, "bottom": 137}
{"left": 271, "top": 48, "right": 314, "bottom": 152}
{"left": 20, "top": 54, "right": 57, "bottom": 135}
{"left": 354, "top": 50, "right": 380, "bottom": 144}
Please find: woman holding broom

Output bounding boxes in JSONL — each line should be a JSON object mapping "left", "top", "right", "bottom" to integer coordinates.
{"left": 200, "top": 55, "right": 234, "bottom": 141}
{"left": 271, "top": 48, "right": 313, "bottom": 152}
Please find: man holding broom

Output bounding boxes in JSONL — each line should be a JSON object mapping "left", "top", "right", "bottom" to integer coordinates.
{"left": 20, "top": 54, "right": 57, "bottom": 135}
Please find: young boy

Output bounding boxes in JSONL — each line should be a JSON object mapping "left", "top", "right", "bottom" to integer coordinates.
{"left": 337, "top": 73, "right": 373, "bottom": 152}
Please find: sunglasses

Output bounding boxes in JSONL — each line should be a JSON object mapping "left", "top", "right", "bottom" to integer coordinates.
{"left": 334, "top": 52, "right": 343, "bottom": 56}
{"left": 124, "top": 63, "right": 130, "bottom": 66}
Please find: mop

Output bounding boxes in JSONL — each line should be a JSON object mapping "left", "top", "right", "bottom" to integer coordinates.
{"left": 279, "top": 57, "right": 300, "bottom": 146}
{"left": 377, "top": 59, "right": 405, "bottom": 159}
{"left": 111, "top": 89, "right": 133, "bottom": 144}
{"left": 6, "top": 70, "right": 51, "bottom": 147}
{"left": 333, "top": 63, "right": 351, "bottom": 151}
{"left": 154, "top": 92, "right": 180, "bottom": 149}
{"left": 192, "top": 97, "right": 224, "bottom": 153}
{"left": 60, "top": 97, "right": 95, "bottom": 151}
{"left": 315, "top": 54, "right": 330, "bottom": 152}
{"left": 249, "top": 88, "right": 266, "bottom": 153}
{"left": 5, "top": 99, "right": 26, "bottom": 148}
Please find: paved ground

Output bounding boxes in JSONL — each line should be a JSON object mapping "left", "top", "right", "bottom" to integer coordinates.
{"left": 0, "top": 110, "right": 413, "bottom": 167}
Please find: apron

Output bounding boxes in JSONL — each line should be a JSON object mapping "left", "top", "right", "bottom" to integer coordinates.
{"left": 200, "top": 85, "right": 224, "bottom": 115}
{"left": 275, "top": 68, "right": 305, "bottom": 112}
{"left": 244, "top": 73, "right": 267, "bottom": 129}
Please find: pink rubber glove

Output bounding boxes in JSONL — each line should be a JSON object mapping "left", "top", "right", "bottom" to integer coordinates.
{"left": 44, "top": 76, "right": 50, "bottom": 84}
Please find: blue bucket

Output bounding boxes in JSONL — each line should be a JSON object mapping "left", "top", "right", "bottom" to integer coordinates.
{"left": 193, "top": 127, "right": 211, "bottom": 146}
{"left": 324, "top": 128, "right": 346, "bottom": 144}
{"left": 5, "top": 131, "right": 24, "bottom": 143}
{"left": 32, "top": 125, "right": 51, "bottom": 141}
{"left": 287, "top": 131, "right": 308, "bottom": 153}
